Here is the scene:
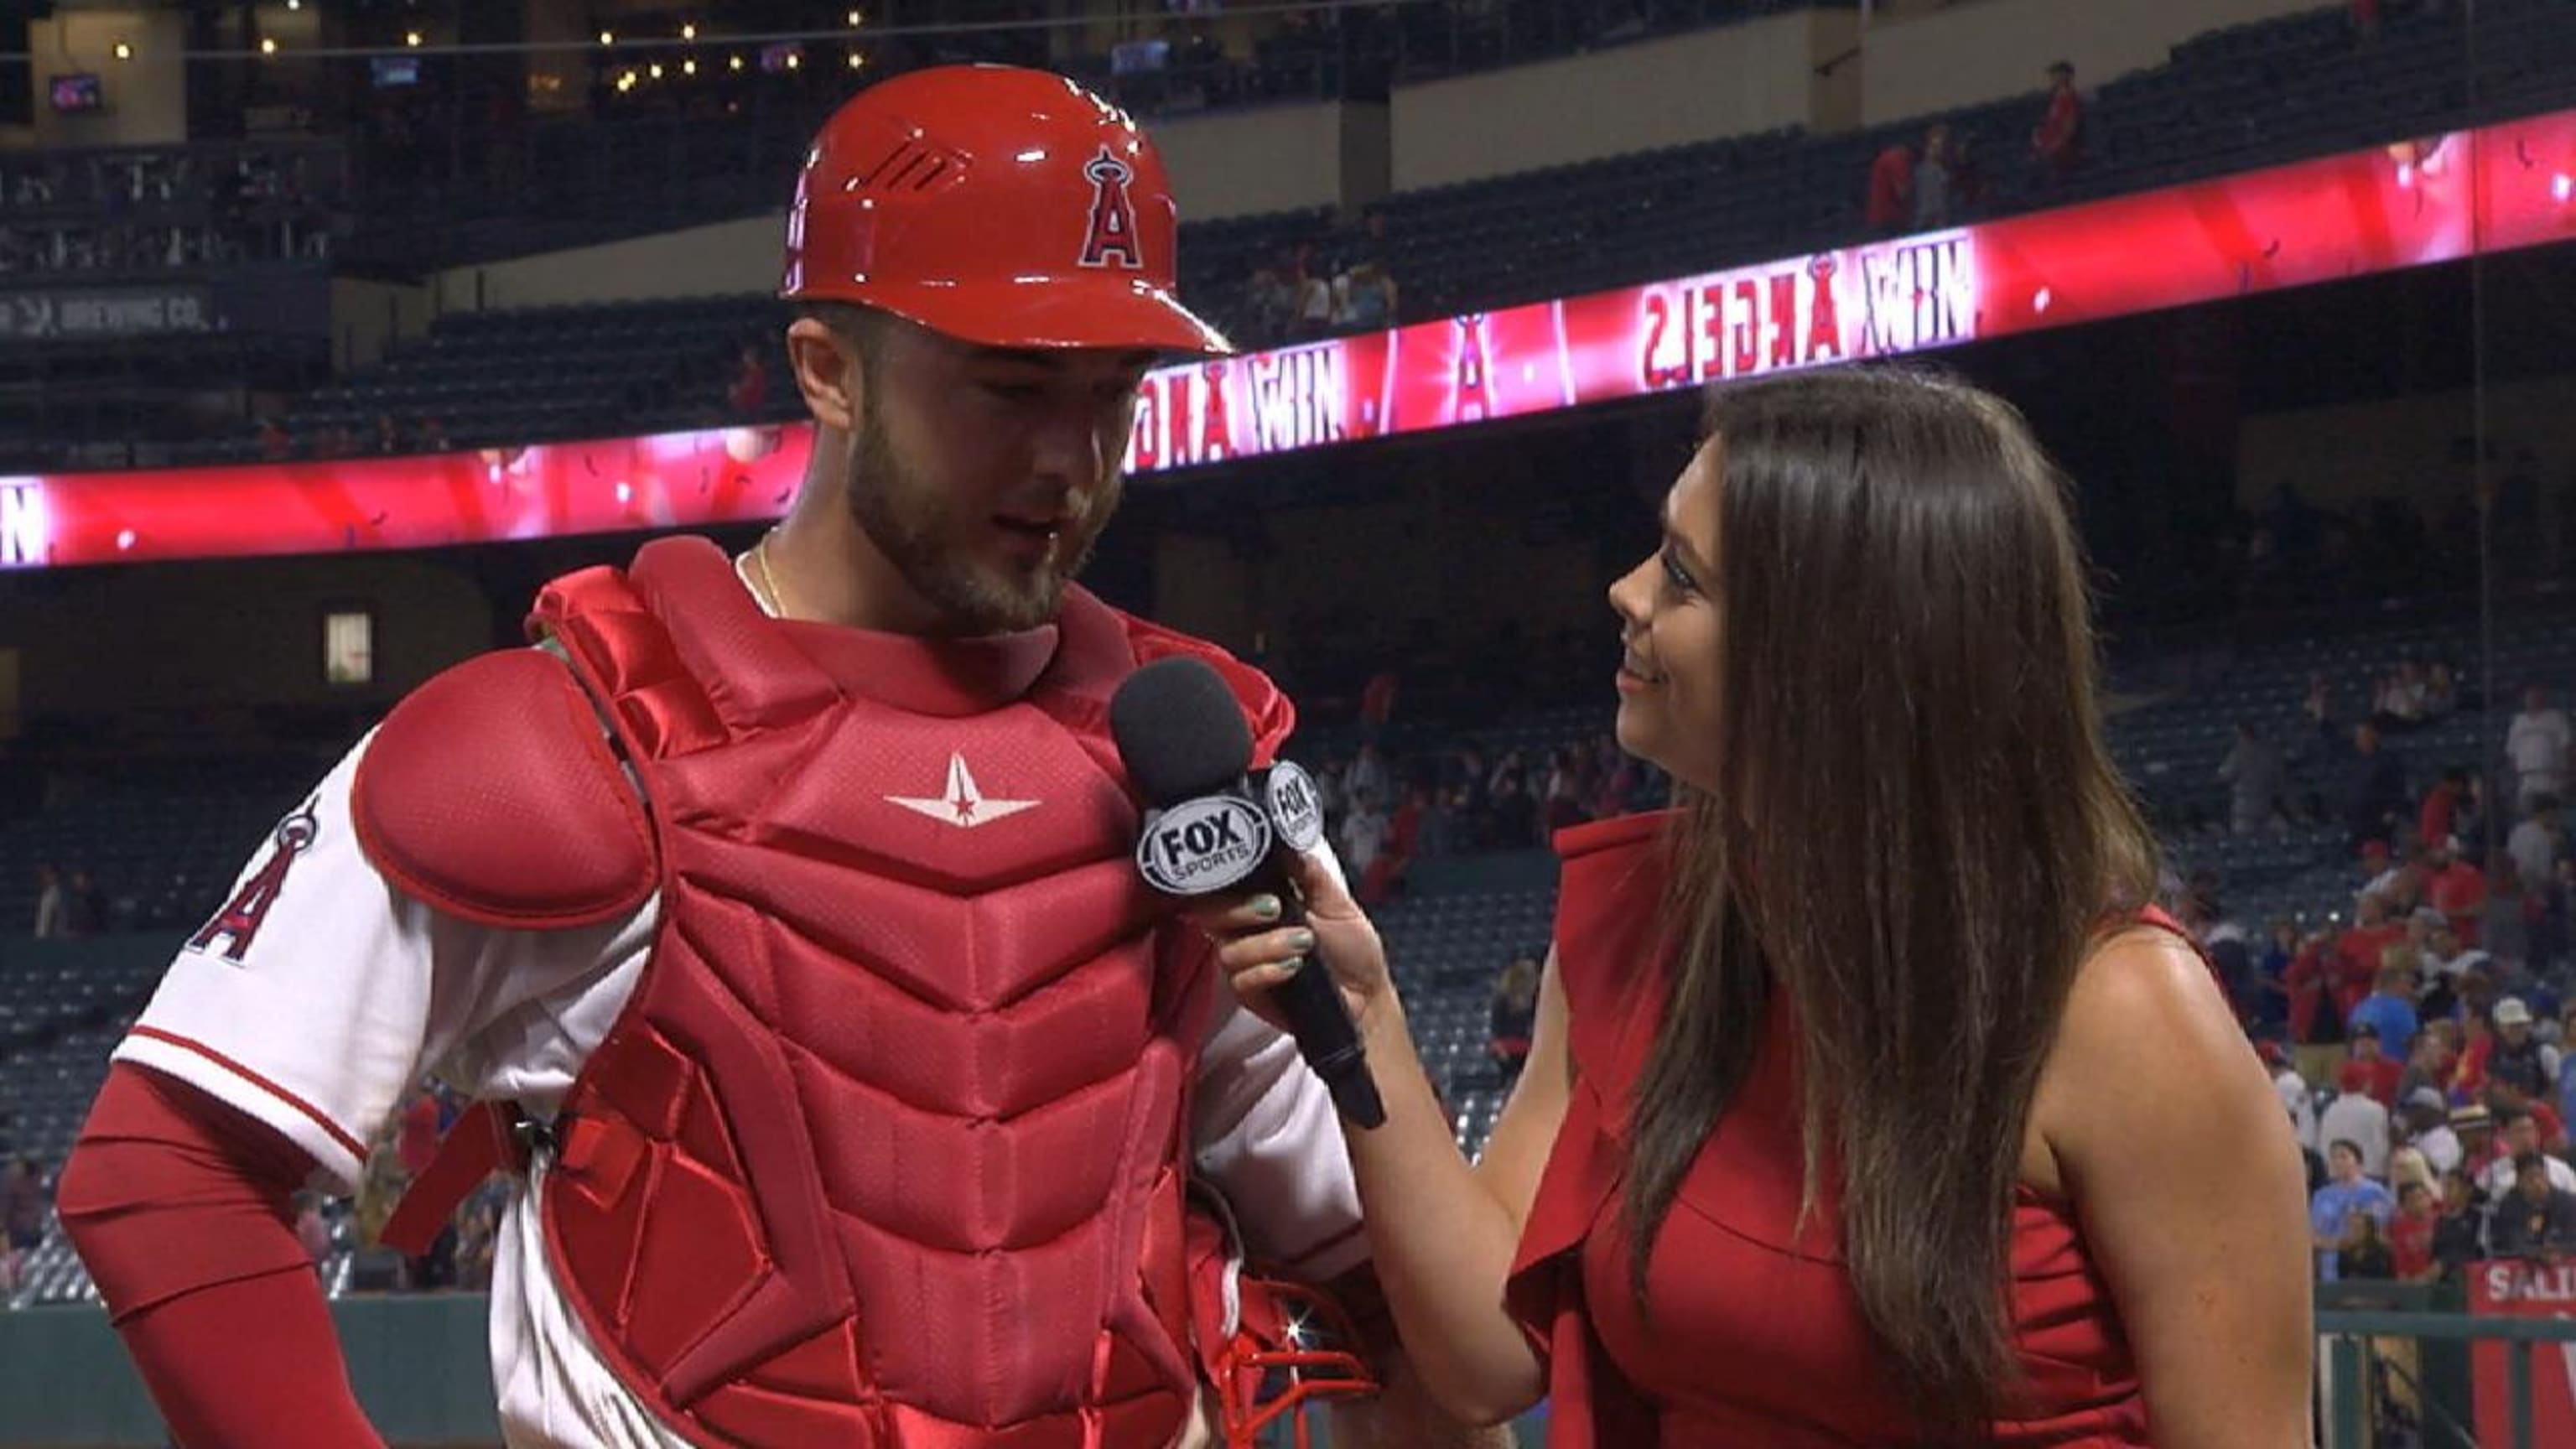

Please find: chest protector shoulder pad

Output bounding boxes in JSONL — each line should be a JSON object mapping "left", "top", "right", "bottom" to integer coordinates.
{"left": 351, "top": 647, "right": 657, "bottom": 930}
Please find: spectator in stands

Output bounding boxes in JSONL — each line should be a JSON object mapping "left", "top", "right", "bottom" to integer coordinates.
{"left": 2421, "top": 835, "right": 2482, "bottom": 926}
{"left": 2542, "top": 858, "right": 2576, "bottom": 975}
{"left": 2508, "top": 686, "right": 2571, "bottom": 814}
{"left": 2475, "top": 1107, "right": 2576, "bottom": 1201}
{"left": 2510, "top": 794, "right": 2563, "bottom": 898}
{"left": 1358, "top": 668, "right": 1400, "bottom": 747}
{"left": 2343, "top": 722, "right": 2408, "bottom": 849}
{"left": 1488, "top": 955, "right": 1540, "bottom": 1087}
{"left": 2267, "top": 1041, "right": 2319, "bottom": 1152}
{"left": 372, "top": 413, "right": 402, "bottom": 455}
{"left": 2488, "top": 997, "right": 2562, "bottom": 1102}
{"left": 2355, "top": 839, "right": 2396, "bottom": 900}
{"left": 2389, "top": 1179, "right": 2438, "bottom": 1280}
{"left": 2285, "top": 927, "right": 2352, "bottom": 1086}
{"left": 1361, "top": 787, "right": 1426, "bottom": 906}
{"left": 2425, "top": 662, "right": 2460, "bottom": 722}
{"left": 2404, "top": 1089, "right": 2462, "bottom": 1176}
{"left": 2397, "top": 1031, "right": 2453, "bottom": 1111}
{"left": 2311, "top": 1140, "right": 2395, "bottom": 1281}
{"left": 2251, "top": 922, "right": 2297, "bottom": 1039}
{"left": 2030, "top": 61, "right": 2085, "bottom": 180}
{"left": 1289, "top": 241, "right": 1335, "bottom": 340}
{"left": 64, "top": 869, "right": 105, "bottom": 936}
{"left": 3, "top": 1155, "right": 46, "bottom": 1291}
{"left": 2321, "top": 1062, "right": 2393, "bottom": 1179}
{"left": 2348, "top": 984, "right": 2417, "bottom": 1097}
{"left": 1541, "top": 746, "right": 1591, "bottom": 834}
{"left": 417, "top": 417, "right": 451, "bottom": 453}
{"left": 1351, "top": 740, "right": 1393, "bottom": 810}
{"left": 1241, "top": 255, "right": 1296, "bottom": 348}
{"left": 2335, "top": 1210, "right": 2396, "bottom": 1280}
{"left": 2450, "top": 1101, "right": 2496, "bottom": 1172}
{"left": 31, "top": 864, "right": 65, "bottom": 939}
{"left": 2338, "top": 892, "right": 2402, "bottom": 993}
{"left": 2487, "top": 1154, "right": 2576, "bottom": 1262}
{"left": 2429, "top": 1169, "right": 2485, "bottom": 1280}
{"left": 454, "top": 1187, "right": 502, "bottom": 1293}
{"left": 1336, "top": 262, "right": 1398, "bottom": 332}
{"left": 2419, "top": 768, "right": 2467, "bottom": 852}
{"left": 2482, "top": 854, "right": 2536, "bottom": 974}
{"left": 1329, "top": 209, "right": 1390, "bottom": 280}
{"left": 1338, "top": 788, "right": 1389, "bottom": 884}
{"left": 2220, "top": 721, "right": 2286, "bottom": 835}
{"left": 2372, "top": 660, "right": 2432, "bottom": 732}
{"left": 1865, "top": 138, "right": 1915, "bottom": 236}
{"left": 1913, "top": 124, "right": 1955, "bottom": 230}
{"left": 395, "top": 1088, "right": 440, "bottom": 1181}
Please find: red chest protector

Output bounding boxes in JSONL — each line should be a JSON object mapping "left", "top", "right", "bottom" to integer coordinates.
{"left": 354, "top": 537, "right": 1292, "bottom": 1448}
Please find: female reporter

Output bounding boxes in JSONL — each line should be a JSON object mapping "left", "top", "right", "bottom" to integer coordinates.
{"left": 1206, "top": 370, "right": 2312, "bottom": 1446}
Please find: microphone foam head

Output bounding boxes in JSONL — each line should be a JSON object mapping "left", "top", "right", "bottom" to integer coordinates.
{"left": 1109, "top": 657, "right": 1255, "bottom": 806}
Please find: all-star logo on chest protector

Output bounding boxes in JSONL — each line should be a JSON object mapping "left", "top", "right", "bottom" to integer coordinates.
{"left": 1078, "top": 146, "right": 1145, "bottom": 271}
{"left": 885, "top": 751, "right": 1041, "bottom": 829}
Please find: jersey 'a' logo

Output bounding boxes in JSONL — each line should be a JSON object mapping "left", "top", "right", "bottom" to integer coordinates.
{"left": 188, "top": 799, "right": 319, "bottom": 963}
{"left": 1078, "top": 147, "right": 1145, "bottom": 272}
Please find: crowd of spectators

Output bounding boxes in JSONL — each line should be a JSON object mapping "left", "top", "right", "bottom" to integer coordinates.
{"left": 2177, "top": 665, "right": 2576, "bottom": 1287}
{"left": 0, "top": 143, "right": 342, "bottom": 280}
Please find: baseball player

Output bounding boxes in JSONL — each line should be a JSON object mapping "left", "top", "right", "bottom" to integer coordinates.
{"left": 60, "top": 65, "right": 1493, "bottom": 1449}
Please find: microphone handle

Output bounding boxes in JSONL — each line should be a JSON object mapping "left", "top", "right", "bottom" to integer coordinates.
{"left": 1261, "top": 868, "right": 1389, "bottom": 1130}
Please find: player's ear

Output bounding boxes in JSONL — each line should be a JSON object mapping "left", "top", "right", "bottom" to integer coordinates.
{"left": 787, "top": 316, "right": 863, "bottom": 435}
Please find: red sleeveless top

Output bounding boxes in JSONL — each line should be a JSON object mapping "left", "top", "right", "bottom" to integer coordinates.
{"left": 1504, "top": 811, "right": 2158, "bottom": 1447}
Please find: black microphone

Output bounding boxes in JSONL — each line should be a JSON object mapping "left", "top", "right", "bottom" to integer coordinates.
{"left": 1110, "top": 657, "right": 1388, "bottom": 1130}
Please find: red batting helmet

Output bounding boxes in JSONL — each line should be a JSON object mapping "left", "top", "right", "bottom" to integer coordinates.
{"left": 781, "top": 64, "right": 1230, "bottom": 355}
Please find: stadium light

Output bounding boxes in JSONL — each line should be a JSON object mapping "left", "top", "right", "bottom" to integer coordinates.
{"left": 728, "top": 55, "right": 744, "bottom": 71}
{"left": 286, "top": 0, "right": 301, "bottom": 9}
{"left": 681, "top": 23, "right": 697, "bottom": 41}
{"left": 847, "top": 9, "right": 864, "bottom": 26}
{"left": 648, "top": 61, "right": 663, "bottom": 79}
{"left": 259, "top": 36, "right": 278, "bottom": 55}
{"left": 598, "top": 29, "right": 615, "bottom": 47}
{"left": 112, "top": 40, "right": 132, "bottom": 60}
{"left": 404, "top": 31, "right": 422, "bottom": 48}
{"left": 846, "top": 50, "right": 864, "bottom": 70}
{"left": 682, "top": 58, "right": 697, "bottom": 75}
{"left": 785, "top": 51, "right": 802, "bottom": 69}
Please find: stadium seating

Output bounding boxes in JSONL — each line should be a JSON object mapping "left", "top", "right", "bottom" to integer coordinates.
{"left": 132, "top": 0, "right": 2576, "bottom": 470}
{"left": 3, "top": 581, "right": 2571, "bottom": 1305}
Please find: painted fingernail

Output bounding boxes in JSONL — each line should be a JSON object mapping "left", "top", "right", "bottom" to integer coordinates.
{"left": 1272, "top": 958, "right": 1305, "bottom": 975}
{"left": 1250, "top": 895, "right": 1282, "bottom": 920}
{"left": 1288, "top": 930, "right": 1317, "bottom": 953}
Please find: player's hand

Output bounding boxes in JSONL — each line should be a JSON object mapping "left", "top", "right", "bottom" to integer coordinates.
{"left": 1187, "top": 850, "right": 1398, "bottom": 1037}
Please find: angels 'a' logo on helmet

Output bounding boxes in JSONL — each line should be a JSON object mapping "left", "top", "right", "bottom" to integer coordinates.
{"left": 1078, "top": 147, "right": 1145, "bottom": 272}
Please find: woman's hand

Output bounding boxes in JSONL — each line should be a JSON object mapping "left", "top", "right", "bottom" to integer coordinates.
{"left": 1188, "top": 849, "right": 1400, "bottom": 1040}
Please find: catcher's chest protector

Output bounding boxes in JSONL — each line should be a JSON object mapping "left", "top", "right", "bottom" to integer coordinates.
{"left": 530, "top": 538, "right": 1235, "bottom": 1448}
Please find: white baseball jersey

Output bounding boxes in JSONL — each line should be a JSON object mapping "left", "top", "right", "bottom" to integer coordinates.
{"left": 112, "top": 576, "right": 1369, "bottom": 1448}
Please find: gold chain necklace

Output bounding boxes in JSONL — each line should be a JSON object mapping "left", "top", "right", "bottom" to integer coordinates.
{"left": 749, "top": 528, "right": 792, "bottom": 620}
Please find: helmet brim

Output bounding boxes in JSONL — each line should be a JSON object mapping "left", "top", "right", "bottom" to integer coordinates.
{"left": 813, "top": 275, "right": 1234, "bottom": 357}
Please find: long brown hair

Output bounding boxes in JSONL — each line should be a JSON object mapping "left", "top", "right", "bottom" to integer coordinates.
{"left": 1623, "top": 368, "right": 2159, "bottom": 1438}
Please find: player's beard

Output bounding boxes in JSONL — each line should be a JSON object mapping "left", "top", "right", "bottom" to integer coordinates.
{"left": 844, "top": 414, "right": 1120, "bottom": 636}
